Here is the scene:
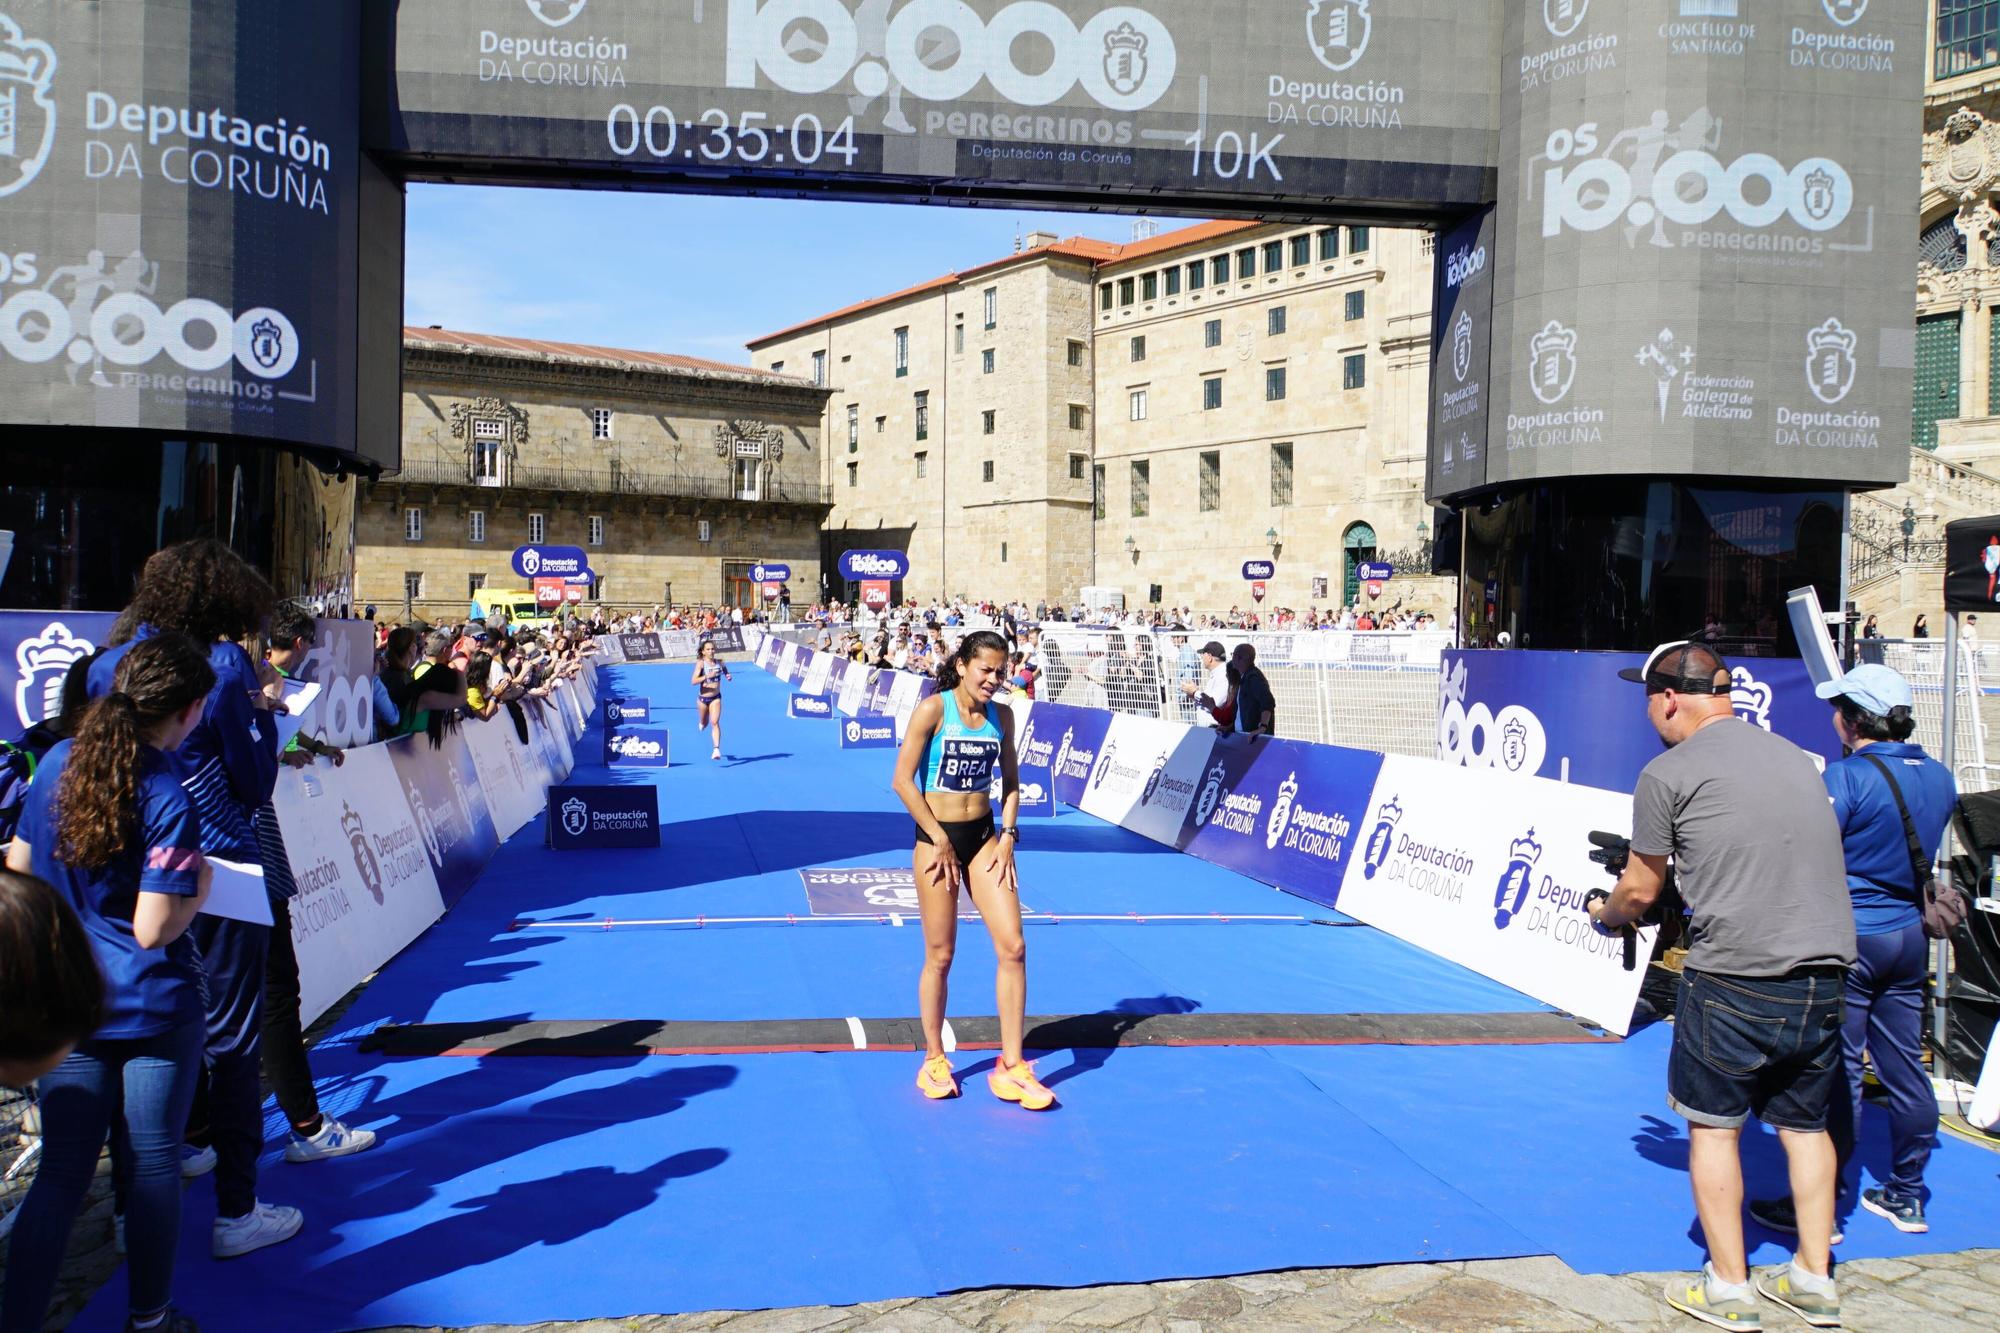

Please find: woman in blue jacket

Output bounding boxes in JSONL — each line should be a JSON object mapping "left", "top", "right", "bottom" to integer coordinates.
{"left": 1752, "top": 664, "right": 1955, "bottom": 1239}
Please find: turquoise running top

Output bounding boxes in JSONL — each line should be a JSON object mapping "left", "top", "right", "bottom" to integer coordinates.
{"left": 923, "top": 698, "right": 1002, "bottom": 794}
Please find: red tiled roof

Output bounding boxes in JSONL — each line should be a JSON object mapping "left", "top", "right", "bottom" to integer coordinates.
{"left": 745, "top": 221, "right": 1256, "bottom": 348}
{"left": 404, "top": 326, "right": 816, "bottom": 387}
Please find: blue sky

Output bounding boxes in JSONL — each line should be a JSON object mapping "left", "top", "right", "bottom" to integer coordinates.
{"left": 405, "top": 184, "right": 1188, "bottom": 365}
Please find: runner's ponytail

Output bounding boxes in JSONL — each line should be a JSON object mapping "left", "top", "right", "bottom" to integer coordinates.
{"left": 57, "top": 633, "right": 215, "bottom": 870}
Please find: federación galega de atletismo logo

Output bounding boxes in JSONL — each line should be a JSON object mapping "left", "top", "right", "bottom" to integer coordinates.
{"left": 0, "top": 13, "right": 57, "bottom": 200}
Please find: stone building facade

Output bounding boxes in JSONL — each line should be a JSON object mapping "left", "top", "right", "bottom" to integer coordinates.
{"left": 356, "top": 329, "right": 832, "bottom": 623}
{"left": 747, "top": 220, "right": 1447, "bottom": 615}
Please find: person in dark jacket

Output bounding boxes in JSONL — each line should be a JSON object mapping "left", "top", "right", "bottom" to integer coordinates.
{"left": 1231, "top": 643, "right": 1276, "bottom": 736}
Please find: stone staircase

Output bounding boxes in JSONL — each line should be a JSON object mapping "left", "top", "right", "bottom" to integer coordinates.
{"left": 1848, "top": 448, "right": 2000, "bottom": 624}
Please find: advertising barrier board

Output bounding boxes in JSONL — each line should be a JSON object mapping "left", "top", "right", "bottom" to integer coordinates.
{"left": 789, "top": 692, "right": 832, "bottom": 719}
{"left": 1179, "top": 736, "right": 1386, "bottom": 905}
{"left": 604, "top": 696, "right": 651, "bottom": 724}
{"left": 1076, "top": 713, "right": 1218, "bottom": 848}
{"left": 839, "top": 716, "right": 898, "bottom": 749}
{"left": 549, "top": 783, "right": 661, "bottom": 851}
{"left": 384, "top": 730, "right": 499, "bottom": 911}
{"left": 603, "top": 726, "right": 671, "bottom": 766}
{"left": 802, "top": 649, "right": 833, "bottom": 697}
{"left": 618, "top": 632, "right": 667, "bottom": 663}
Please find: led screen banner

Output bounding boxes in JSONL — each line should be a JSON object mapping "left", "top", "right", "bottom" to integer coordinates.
{"left": 0, "top": 1, "right": 401, "bottom": 469}
{"left": 1438, "top": 0, "right": 1920, "bottom": 501}
{"left": 381, "top": 0, "right": 1498, "bottom": 213}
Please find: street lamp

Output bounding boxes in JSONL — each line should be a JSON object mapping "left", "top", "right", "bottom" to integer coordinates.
{"left": 1901, "top": 501, "right": 1916, "bottom": 560}
{"left": 1124, "top": 534, "right": 1139, "bottom": 564}
{"left": 1265, "top": 526, "right": 1282, "bottom": 557}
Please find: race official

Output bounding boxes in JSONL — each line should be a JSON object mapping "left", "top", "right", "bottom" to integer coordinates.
{"left": 1587, "top": 641, "right": 1855, "bottom": 1329}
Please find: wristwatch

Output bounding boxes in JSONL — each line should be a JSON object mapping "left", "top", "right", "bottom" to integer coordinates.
{"left": 999, "top": 826, "right": 1021, "bottom": 842}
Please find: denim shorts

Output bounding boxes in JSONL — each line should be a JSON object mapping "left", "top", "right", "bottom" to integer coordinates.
{"left": 1667, "top": 967, "right": 1846, "bottom": 1132}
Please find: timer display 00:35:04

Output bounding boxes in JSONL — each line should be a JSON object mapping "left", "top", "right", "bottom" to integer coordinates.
{"left": 605, "top": 106, "right": 862, "bottom": 166}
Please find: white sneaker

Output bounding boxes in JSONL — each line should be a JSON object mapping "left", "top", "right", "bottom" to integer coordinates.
{"left": 711, "top": 746, "right": 721, "bottom": 759}
{"left": 211, "top": 1200, "right": 303, "bottom": 1258}
{"left": 284, "top": 1117, "right": 377, "bottom": 1163}
{"left": 178, "top": 1143, "right": 217, "bottom": 1179}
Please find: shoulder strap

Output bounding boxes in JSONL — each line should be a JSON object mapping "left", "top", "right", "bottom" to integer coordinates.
{"left": 1861, "top": 752, "right": 1930, "bottom": 892}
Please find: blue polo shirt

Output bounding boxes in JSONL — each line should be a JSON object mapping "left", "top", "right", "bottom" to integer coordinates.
{"left": 90, "top": 627, "right": 277, "bottom": 861}
{"left": 18, "top": 741, "right": 206, "bottom": 1039}
{"left": 1823, "top": 741, "right": 1957, "bottom": 936}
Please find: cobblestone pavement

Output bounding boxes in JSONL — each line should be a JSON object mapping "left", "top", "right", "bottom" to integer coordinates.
{"left": 362, "top": 1249, "right": 2000, "bottom": 1333}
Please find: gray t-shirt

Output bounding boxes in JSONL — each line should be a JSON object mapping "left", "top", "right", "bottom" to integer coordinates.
{"left": 1630, "top": 718, "right": 1856, "bottom": 977}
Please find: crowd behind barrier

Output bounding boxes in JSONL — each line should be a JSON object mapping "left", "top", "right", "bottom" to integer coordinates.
{"left": 743, "top": 626, "right": 1651, "bottom": 1035}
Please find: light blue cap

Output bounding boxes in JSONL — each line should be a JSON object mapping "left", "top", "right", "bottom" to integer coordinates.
{"left": 1814, "top": 663, "right": 1915, "bottom": 716}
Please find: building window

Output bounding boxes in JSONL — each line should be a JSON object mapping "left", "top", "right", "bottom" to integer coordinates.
{"left": 1067, "top": 339, "right": 1085, "bottom": 367}
{"left": 588, "top": 515, "right": 603, "bottom": 546}
{"left": 982, "top": 459, "right": 995, "bottom": 483}
{"left": 1100, "top": 282, "right": 1114, "bottom": 311}
{"left": 1346, "top": 289, "right": 1366, "bottom": 321}
{"left": 1262, "top": 240, "right": 1283, "bottom": 273}
{"left": 1118, "top": 276, "right": 1135, "bottom": 305}
{"left": 1349, "top": 225, "right": 1371, "bottom": 254}
{"left": 1199, "top": 451, "right": 1221, "bottom": 513}
{"left": 1343, "top": 353, "right": 1366, "bottom": 390}
{"left": 1290, "top": 233, "right": 1311, "bottom": 268}
{"left": 982, "top": 347, "right": 995, "bottom": 374}
{"left": 954, "top": 321, "right": 965, "bottom": 353}
{"left": 1271, "top": 442, "right": 1294, "bottom": 508}
{"left": 1129, "top": 388, "right": 1148, "bottom": 421}
{"left": 875, "top": 415, "right": 886, "bottom": 434}
{"left": 1130, "top": 459, "right": 1150, "bottom": 517}
{"left": 1266, "top": 367, "right": 1287, "bottom": 401}
{"left": 1069, "top": 403, "right": 1087, "bottom": 430}
{"left": 1164, "top": 267, "right": 1182, "bottom": 297}
{"left": 847, "top": 403, "right": 858, "bottom": 448}
{"left": 811, "top": 350, "right": 826, "bottom": 385}
{"left": 1939, "top": 1, "right": 2000, "bottom": 78}
{"left": 404, "top": 571, "right": 424, "bottom": 602}
{"left": 528, "top": 512, "right": 545, "bottom": 544}
{"left": 1236, "top": 247, "right": 1256, "bottom": 278}
{"left": 1203, "top": 376, "right": 1222, "bottom": 411}
{"left": 468, "top": 510, "right": 485, "bottom": 544}
{"left": 847, "top": 462, "right": 858, "bottom": 488}
{"left": 771, "top": 360, "right": 784, "bottom": 374}
{"left": 1212, "top": 253, "right": 1230, "bottom": 284}
{"left": 1319, "top": 228, "right": 1340, "bottom": 261}
{"left": 468, "top": 572, "right": 486, "bottom": 597}
{"left": 1069, "top": 452, "right": 1086, "bottom": 480}
{"left": 1001, "top": 541, "right": 1008, "bottom": 563}
{"left": 1268, "top": 306, "right": 1287, "bottom": 336}
{"left": 1187, "top": 258, "right": 1206, "bottom": 288}
{"left": 1093, "top": 464, "right": 1106, "bottom": 519}
{"left": 1130, "top": 334, "right": 1146, "bottom": 362}
{"left": 1141, "top": 272, "right": 1158, "bottom": 301}
{"left": 1204, "top": 318, "right": 1221, "bottom": 348}
{"left": 471, "top": 419, "right": 506, "bottom": 484}
{"left": 591, "top": 408, "right": 613, "bottom": 440}
{"left": 404, "top": 507, "right": 423, "bottom": 542}
{"left": 914, "top": 390, "right": 929, "bottom": 440}
{"left": 915, "top": 450, "right": 928, "bottom": 478}
{"left": 894, "top": 326, "right": 909, "bottom": 377}
{"left": 983, "top": 286, "right": 997, "bottom": 328}
{"left": 1917, "top": 311, "right": 1963, "bottom": 449}
{"left": 982, "top": 409, "right": 996, "bottom": 435}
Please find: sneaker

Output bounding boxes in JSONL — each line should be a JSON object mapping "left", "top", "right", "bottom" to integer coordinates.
{"left": 211, "top": 1200, "right": 303, "bottom": 1259}
{"left": 124, "top": 1308, "right": 199, "bottom": 1333}
{"left": 178, "top": 1144, "right": 216, "bottom": 1179}
{"left": 987, "top": 1059, "right": 1056, "bottom": 1111}
{"left": 916, "top": 1055, "right": 958, "bottom": 1100}
{"left": 1860, "top": 1185, "right": 1928, "bottom": 1234}
{"left": 711, "top": 747, "right": 721, "bottom": 760}
{"left": 1755, "top": 1261, "right": 1841, "bottom": 1328}
{"left": 1747, "top": 1195, "right": 1844, "bottom": 1246}
{"left": 1664, "top": 1267, "right": 1762, "bottom": 1330}
{"left": 284, "top": 1117, "right": 377, "bottom": 1164}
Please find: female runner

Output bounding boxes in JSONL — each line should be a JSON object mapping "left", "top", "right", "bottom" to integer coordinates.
{"left": 890, "top": 630, "right": 1052, "bottom": 1110}
{"left": 692, "top": 638, "right": 733, "bottom": 759}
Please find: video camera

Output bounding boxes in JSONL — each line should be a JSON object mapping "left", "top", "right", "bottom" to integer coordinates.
{"left": 1581, "top": 829, "right": 1683, "bottom": 972}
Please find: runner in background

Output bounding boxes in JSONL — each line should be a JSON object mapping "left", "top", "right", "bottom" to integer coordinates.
{"left": 891, "top": 630, "right": 1051, "bottom": 1112}
{"left": 692, "top": 638, "right": 733, "bottom": 760}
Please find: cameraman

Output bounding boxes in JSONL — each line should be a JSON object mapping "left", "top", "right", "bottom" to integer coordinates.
{"left": 1587, "top": 642, "right": 1854, "bottom": 1329}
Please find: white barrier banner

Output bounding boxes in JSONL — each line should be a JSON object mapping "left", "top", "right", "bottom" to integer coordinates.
{"left": 1337, "top": 754, "right": 1653, "bottom": 1035}
{"left": 838, "top": 661, "right": 871, "bottom": 716}
{"left": 1076, "top": 714, "right": 1217, "bottom": 848}
{"left": 461, "top": 710, "right": 543, "bottom": 840}
{"left": 592, "top": 634, "right": 626, "bottom": 664}
{"left": 803, "top": 649, "right": 833, "bottom": 697}
{"left": 276, "top": 745, "right": 447, "bottom": 1026}
{"left": 889, "top": 671, "right": 929, "bottom": 738}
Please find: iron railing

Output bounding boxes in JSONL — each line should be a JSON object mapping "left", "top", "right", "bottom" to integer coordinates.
{"left": 385, "top": 455, "right": 833, "bottom": 506}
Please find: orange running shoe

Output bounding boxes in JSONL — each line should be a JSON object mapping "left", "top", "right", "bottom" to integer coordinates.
{"left": 916, "top": 1055, "right": 959, "bottom": 1100}
{"left": 987, "top": 1059, "right": 1056, "bottom": 1111}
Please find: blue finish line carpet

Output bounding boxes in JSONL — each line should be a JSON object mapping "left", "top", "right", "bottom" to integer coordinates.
{"left": 77, "top": 665, "right": 2000, "bottom": 1331}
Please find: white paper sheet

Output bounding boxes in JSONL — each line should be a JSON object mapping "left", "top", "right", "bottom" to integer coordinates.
{"left": 200, "top": 856, "right": 274, "bottom": 926}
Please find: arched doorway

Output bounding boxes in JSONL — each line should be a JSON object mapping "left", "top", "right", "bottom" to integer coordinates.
{"left": 1342, "top": 522, "right": 1378, "bottom": 607}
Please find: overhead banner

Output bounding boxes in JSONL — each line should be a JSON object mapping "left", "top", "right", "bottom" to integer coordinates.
{"left": 1428, "top": 205, "right": 1494, "bottom": 498}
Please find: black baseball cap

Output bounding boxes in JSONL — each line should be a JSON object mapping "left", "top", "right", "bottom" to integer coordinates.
{"left": 1200, "top": 640, "right": 1227, "bottom": 659}
{"left": 1617, "top": 640, "right": 1729, "bottom": 694}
